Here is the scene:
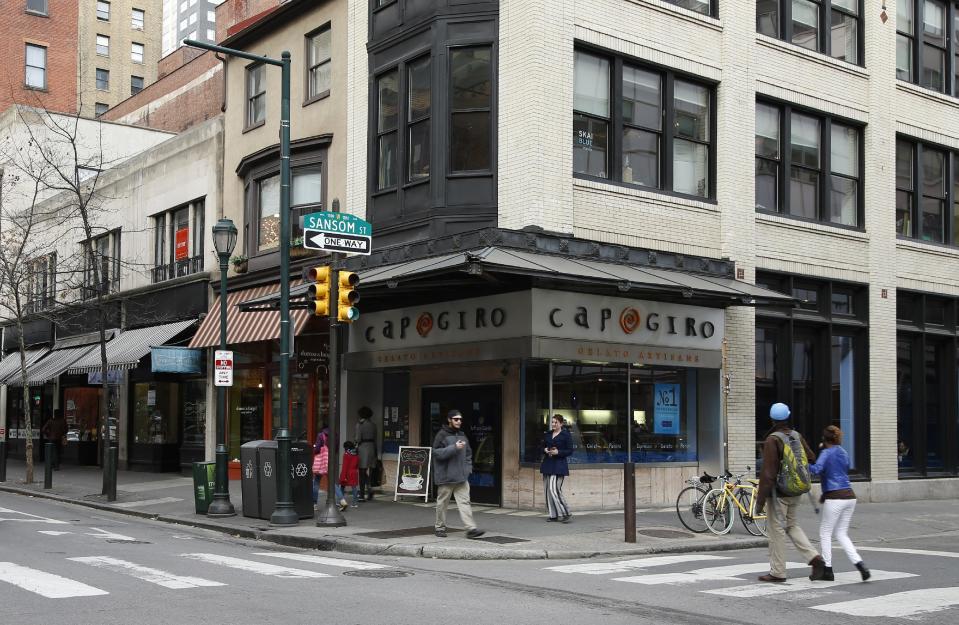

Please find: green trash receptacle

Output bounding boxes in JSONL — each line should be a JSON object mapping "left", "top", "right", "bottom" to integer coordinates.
{"left": 192, "top": 462, "right": 216, "bottom": 514}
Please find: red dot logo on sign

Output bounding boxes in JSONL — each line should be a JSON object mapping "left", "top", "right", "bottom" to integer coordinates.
{"left": 619, "top": 307, "right": 641, "bottom": 334}
{"left": 416, "top": 312, "right": 434, "bottom": 337}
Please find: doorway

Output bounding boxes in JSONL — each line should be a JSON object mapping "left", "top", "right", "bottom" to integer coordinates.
{"left": 421, "top": 384, "right": 502, "bottom": 506}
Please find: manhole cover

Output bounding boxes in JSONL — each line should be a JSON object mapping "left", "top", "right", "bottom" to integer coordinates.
{"left": 354, "top": 526, "right": 439, "bottom": 539}
{"left": 637, "top": 529, "right": 694, "bottom": 539}
{"left": 472, "top": 535, "right": 529, "bottom": 544}
{"left": 342, "top": 570, "right": 413, "bottom": 579}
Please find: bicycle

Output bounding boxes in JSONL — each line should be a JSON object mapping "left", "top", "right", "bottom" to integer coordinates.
{"left": 675, "top": 472, "right": 723, "bottom": 533}
{"left": 702, "top": 467, "right": 767, "bottom": 537}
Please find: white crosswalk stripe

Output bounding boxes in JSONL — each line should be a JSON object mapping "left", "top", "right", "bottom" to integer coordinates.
{"left": 254, "top": 552, "right": 389, "bottom": 570}
{"left": 613, "top": 561, "right": 807, "bottom": 585}
{"left": 179, "top": 553, "right": 331, "bottom": 578}
{"left": 811, "top": 587, "right": 959, "bottom": 618}
{"left": 546, "top": 554, "right": 729, "bottom": 575}
{"left": 68, "top": 556, "right": 225, "bottom": 589}
{"left": 0, "top": 562, "right": 108, "bottom": 598}
{"left": 702, "top": 570, "right": 917, "bottom": 598}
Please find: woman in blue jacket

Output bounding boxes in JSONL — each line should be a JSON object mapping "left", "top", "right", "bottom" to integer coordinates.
{"left": 541, "top": 415, "right": 573, "bottom": 523}
{"left": 808, "top": 425, "right": 870, "bottom": 581}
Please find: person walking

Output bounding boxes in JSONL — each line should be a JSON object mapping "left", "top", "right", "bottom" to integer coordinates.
{"left": 541, "top": 414, "right": 572, "bottom": 523}
{"left": 338, "top": 440, "right": 361, "bottom": 510}
{"left": 432, "top": 409, "right": 484, "bottom": 539}
{"left": 311, "top": 429, "right": 329, "bottom": 507}
{"left": 355, "top": 406, "right": 377, "bottom": 501}
{"left": 41, "top": 409, "right": 67, "bottom": 470}
{"left": 809, "top": 425, "right": 870, "bottom": 581}
{"left": 755, "top": 402, "right": 826, "bottom": 583}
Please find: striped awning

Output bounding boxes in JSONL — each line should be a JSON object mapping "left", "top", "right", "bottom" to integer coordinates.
{"left": 188, "top": 283, "right": 313, "bottom": 349}
{"left": 7, "top": 344, "right": 97, "bottom": 387}
{"left": 0, "top": 348, "right": 49, "bottom": 385}
{"left": 68, "top": 320, "right": 196, "bottom": 374}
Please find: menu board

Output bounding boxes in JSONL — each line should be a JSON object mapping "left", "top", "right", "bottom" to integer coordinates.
{"left": 393, "top": 446, "right": 431, "bottom": 501}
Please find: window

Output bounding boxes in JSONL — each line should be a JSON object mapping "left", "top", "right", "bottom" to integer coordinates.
{"left": 206, "top": 29, "right": 216, "bottom": 41}
{"left": 574, "top": 48, "right": 714, "bottom": 199}
{"left": 408, "top": 56, "right": 431, "bottom": 181}
{"left": 132, "top": 8, "right": 144, "bottom": 30}
{"left": 131, "top": 75, "right": 144, "bottom": 95}
{"left": 96, "top": 35, "right": 110, "bottom": 56}
{"left": 755, "top": 101, "right": 862, "bottom": 227}
{"left": 97, "top": 1, "right": 110, "bottom": 21}
{"left": 246, "top": 64, "right": 265, "bottom": 128}
{"left": 26, "top": 0, "right": 47, "bottom": 15}
{"left": 132, "top": 42, "right": 144, "bottom": 63}
{"left": 77, "top": 166, "right": 100, "bottom": 182}
{"left": 306, "top": 26, "right": 331, "bottom": 100}
{"left": 25, "top": 44, "right": 46, "bottom": 89}
{"left": 257, "top": 175, "right": 280, "bottom": 250}
{"left": 897, "top": 137, "right": 959, "bottom": 245}
{"left": 25, "top": 254, "right": 56, "bottom": 314}
{"left": 95, "top": 102, "right": 108, "bottom": 116}
{"left": 375, "top": 70, "right": 398, "bottom": 190}
{"left": 207, "top": 10, "right": 215, "bottom": 21}
{"left": 96, "top": 68, "right": 109, "bottom": 90}
{"left": 897, "top": 1, "right": 959, "bottom": 95}
{"left": 189, "top": 12, "right": 197, "bottom": 25}
{"left": 450, "top": 46, "right": 492, "bottom": 172}
{"left": 152, "top": 200, "right": 204, "bottom": 282}
{"left": 83, "top": 230, "right": 120, "bottom": 298}
{"left": 664, "top": 0, "right": 713, "bottom": 16}
{"left": 756, "top": 0, "right": 861, "bottom": 64}
{"left": 253, "top": 166, "right": 327, "bottom": 250}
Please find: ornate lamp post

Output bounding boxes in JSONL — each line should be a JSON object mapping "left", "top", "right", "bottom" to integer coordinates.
{"left": 208, "top": 218, "right": 238, "bottom": 517}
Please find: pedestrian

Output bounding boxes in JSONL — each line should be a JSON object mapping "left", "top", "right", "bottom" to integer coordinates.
{"left": 41, "top": 409, "right": 67, "bottom": 470}
{"left": 339, "top": 440, "right": 361, "bottom": 510}
{"left": 312, "top": 429, "right": 329, "bottom": 507}
{"left": 809, "top": 425, "right": 870, "bottom": 581}
{"left": 755, "top": 402, "right": 826, "bottom": 583}
{"left": 355, "top": 406, "right": 378, "bottom": 501}
{"left": 432, "top": 409, "right": 484, "bottom": 539}
{"left": 541, "top": 414, "right": 572, "bottom": 523}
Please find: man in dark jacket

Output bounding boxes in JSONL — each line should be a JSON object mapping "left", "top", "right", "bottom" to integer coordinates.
{"left": 755, "top": 402, "right": 825, "bottom": 583}
{"left": 432, "top": 409, "right": 484, "bottom": 539}
{"left": 41, "top": 409, "right": 68, "bottom": 470}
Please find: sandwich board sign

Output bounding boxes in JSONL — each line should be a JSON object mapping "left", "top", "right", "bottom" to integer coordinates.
{"left": 393, "top": 446, "right": 432, "bottom": 501}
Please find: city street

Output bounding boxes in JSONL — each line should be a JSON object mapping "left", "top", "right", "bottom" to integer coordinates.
{"left": 3, "top": 492, "right": 959, "bottom": 625}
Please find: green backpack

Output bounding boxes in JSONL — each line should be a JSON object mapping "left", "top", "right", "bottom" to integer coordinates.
{"left": 771, "top": 431, "right": 812, "bottom": 496}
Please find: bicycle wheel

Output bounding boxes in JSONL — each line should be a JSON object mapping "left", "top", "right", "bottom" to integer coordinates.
{"left": 703, "top": 489, "right": 734, "bottom": 535}
{"left": 675, "top": 486, "right": 709, "bottom": 533}
{"left": 736, "top": 491, "right": 768, "bottom": 537}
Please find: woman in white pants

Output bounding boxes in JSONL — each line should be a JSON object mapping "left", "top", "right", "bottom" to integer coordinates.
{"left": 808, "top": 426, "right": 870, "bottom": 582}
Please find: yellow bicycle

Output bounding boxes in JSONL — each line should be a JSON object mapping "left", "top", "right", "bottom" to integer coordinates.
{"left": 702, "top": 468, "right": 767, "bottom": 537}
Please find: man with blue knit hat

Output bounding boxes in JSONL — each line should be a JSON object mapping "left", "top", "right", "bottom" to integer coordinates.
{"left": 755, "top": 402, "right": 825, "bottom": 583}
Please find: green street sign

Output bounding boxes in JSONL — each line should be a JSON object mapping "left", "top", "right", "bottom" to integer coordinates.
{"left": 302, "top": 211, "right": 371, "bottom": 237}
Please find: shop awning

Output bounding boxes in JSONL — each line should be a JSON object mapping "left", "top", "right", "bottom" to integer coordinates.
{"left": 0, "top": 348, "right": 50, "bottom": 385}
{"left": 188, "top": 283, "right": 313, "bottom": 349}
{"left": 68, "top": 320, "right": 196, "bottom": 374}
{"left": 8, "top": 344, "right": 98, "bottom": 387}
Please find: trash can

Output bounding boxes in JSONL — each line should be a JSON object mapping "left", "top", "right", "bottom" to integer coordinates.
{"left": 240, "top": 440, "right": 313, "bottom": 520}
{"left": 192, "top": 462, "right": 216, "bottom": 514}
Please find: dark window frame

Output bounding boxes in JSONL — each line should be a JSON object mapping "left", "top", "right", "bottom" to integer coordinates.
{"left": 94, "top": 102, "right": 108, "bottom": 117}
{"left": 757, "top": 0, "right": 864, "bottom": 66}
{"left": 373, "top": 67, "right": 401, "bottom": 192}
{"left": 131, "top": 41, "right": 144, "bottom": 64}
{"left": 25, "top": 253, "right": 56, "bottom": 313}
{"left": 95, "top": 67, "right": 110, "bottom": 91}
{"left": 897, "top": 134, "right": 959, "bottom": 246}
{"left": 304, "top": 23, "right": 332, "bottom": 105}
{"left": 245, "top": 62, "right": 266, "bottom": 131}
{"left": 131, "top": 75, "right": 144, "bottom": 95}
{"left": 82, "top": 228, "right": 121, "bottom": 299}
{"left": 151, "top": 199, "right": 205, "bottom": 283}
{"left": 449, "top": 45, "right": 493, "bottom": 175}
{"left": 408, "top": 54, "right": 431, "bottom": 182}
{"left": 24, "top": 43, "right": 47, "bottom": 90}
{"left": 897, "top": 0, "right": 959, "bottom": 95}
{"left": 25, "top": 0, "right": 47, "bottom": 16}
{"left": 755, "top": 98, "right": 865, "bottom": 229}
{"left": 573, "top": 44, "right": 718, "bottom": 202}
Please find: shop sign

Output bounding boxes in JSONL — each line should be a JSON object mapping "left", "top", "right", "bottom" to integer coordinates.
{"left": 151, "top": 346, "right": 202, "bottom": 374}
{"left": 214, "top": 350, "right": 233, "bottom": 387}
{"left": 87, "top": 370, "right": 122, "bottom": 385}
{"left": 654, "top": 383, "right": 681, "bottom": 434}
{"left": 175, "top": 227, "right": 189, "bottom": 261}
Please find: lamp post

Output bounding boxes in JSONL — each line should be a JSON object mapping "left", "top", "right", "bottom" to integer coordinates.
{"left": 184, "top": 38, "right": 297, "bottom": 526}
{"left": 208, "top": 218, "right": 237, "bottom": 517}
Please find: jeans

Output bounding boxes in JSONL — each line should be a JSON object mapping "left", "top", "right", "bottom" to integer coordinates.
{"left": 313, "top": 474, "right": 359, "bottom": 506}
{"left": 820, "top": 498, "right": 861, "bottom": 567}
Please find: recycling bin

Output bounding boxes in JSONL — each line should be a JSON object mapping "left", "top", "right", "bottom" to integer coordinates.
{"left": 192, "top": 462, "right": 216, "bottom": 514}
{"left": 240, "top": 440, "right": 313, "bottom": 520}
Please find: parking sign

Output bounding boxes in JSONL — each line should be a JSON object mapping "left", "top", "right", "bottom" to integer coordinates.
{"left": 214, "top": 350, "right": 233, "bottom": 387}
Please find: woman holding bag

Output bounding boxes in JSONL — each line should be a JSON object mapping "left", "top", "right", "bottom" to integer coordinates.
{"left": 541, "top": 415, "right": 573, "bottom": 523}
{"left": 312, "top": 429, "right": 329, "bottom": 507}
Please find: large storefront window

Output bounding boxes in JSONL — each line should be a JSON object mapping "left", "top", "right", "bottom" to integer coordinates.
{"left": 522, "top": 361, "right": 697, "bottom": 464}
{"left": 132, "top": 382, "right": 178, "bottom": 444}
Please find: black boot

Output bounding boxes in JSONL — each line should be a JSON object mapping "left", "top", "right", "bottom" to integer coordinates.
{"left": 809, "top": 555, "right": 827, "bottom": 580}
{"left": 856, "top": 561, "right": 871, "bottom": 581}
{"left": 820, "top": 566, "right": 834, "bottom": 581}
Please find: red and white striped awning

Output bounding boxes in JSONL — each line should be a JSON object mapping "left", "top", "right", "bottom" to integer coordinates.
{"left": 188, "top": 283, "right": 313, "bottom": 349}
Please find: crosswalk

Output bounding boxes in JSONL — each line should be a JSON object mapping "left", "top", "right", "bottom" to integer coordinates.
{"left": 544, "top": 553, "right": 959, "bottom": 619}
{"left": 0, "top": 551, "right": 390, "bottom": 599}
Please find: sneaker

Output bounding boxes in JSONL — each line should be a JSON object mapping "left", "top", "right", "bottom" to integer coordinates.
{"left": 466, "top": 528, "right": 485, "bottom": 539}
{"left": 434, "top": 528, "right": 447, "bottom": 538}
{"left": 338, "top": 499, "right": 348, "bottom": 511}
{"left": 351, "top": 503, "right": 359, "bottom": 508}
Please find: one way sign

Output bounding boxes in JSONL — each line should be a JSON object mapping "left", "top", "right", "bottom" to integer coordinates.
{"left": 304, "top": 229, "right": 371, "bottom": 255}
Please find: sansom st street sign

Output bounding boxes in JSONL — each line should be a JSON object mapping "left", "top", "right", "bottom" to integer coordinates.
{"left": 302, "top": 211, "right": 372, "bottom": 256}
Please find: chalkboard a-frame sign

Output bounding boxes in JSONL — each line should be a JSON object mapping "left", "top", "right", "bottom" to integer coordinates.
{"left": 393, "top": 446, "right": 432, "bottom": 501}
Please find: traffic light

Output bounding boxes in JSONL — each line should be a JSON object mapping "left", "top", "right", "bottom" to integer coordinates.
{"left": 337, "top": 271, "right": 360, "bottom": 322}
{"left": 304, "top": 266, "right": 332, "bottom": 316}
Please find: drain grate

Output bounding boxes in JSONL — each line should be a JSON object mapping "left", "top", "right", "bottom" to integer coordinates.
{"left": 343, "top": 570, "right": 413, "bottom": 579}
{"left": 354, "top": 526, "right": 441, "bottom": 539}
{"left": 637, "top": 528, "right": 694, "bottom": 539}
{"left": 471, "top": 535, "right": 529, "bottom": 544}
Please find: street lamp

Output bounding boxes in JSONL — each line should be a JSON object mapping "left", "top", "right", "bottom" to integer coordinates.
{"left": 208, "top": 217, "right": 237, "bottom": 517}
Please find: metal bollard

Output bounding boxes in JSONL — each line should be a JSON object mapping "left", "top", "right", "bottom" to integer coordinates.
{"left": 44, "top": 443, "right": 53, "bottom": 489}
{"left": 623, "top": 462, "right": 636, "bottom": 543}
{"left": 107, "top": 446, "right": 118, "bottom": 502}
{"left": 0, "top": 440, "right": 7, "bottom": 482}
{"left": 270, "top": 428, "right": 298, "bottom": 526}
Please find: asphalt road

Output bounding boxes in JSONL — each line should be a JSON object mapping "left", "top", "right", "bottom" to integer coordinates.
{"left": 3, "top": 492, "right": 958, "bottom": 625}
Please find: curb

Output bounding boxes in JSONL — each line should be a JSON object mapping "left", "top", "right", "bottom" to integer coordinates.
{"left": 0, "top": 483, "right": 766, "bottom": 560}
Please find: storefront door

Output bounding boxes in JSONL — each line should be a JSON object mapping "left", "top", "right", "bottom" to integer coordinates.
{"left": 421, "top": 385, "right": 501, "bottom": 506}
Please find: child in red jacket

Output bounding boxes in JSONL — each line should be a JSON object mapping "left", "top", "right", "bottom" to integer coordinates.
{"left": 338, "top": 441, "right": 361, "bottom": 510}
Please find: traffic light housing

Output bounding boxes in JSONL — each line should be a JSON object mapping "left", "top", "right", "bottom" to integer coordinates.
{"left": 337, "top": 271, "right": 360, "bottom": 322}
{"left": 304, "top": 266, "right": 332, "bottom": 316}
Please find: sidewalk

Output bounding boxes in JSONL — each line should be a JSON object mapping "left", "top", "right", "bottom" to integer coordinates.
{"left": 2, "top": 459, "right": 953, "bottom": 560}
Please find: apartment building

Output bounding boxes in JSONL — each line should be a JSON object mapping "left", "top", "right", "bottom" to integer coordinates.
{"left": 162, "top": 0, "right": 223, "bottom": 56}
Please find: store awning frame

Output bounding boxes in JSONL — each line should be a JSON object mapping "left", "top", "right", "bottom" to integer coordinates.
{"left": 7, "top": 344, "right": 97, "bottom": 387}
{"left": 0, "top": 348, "right": 50, "bottom": 385}
{"left": 189, "top": 282, "right": 313, "bottom": 349}
{"left": 68, "top": 320, "right": 197, "bottom": 374}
